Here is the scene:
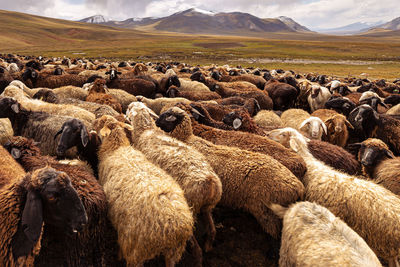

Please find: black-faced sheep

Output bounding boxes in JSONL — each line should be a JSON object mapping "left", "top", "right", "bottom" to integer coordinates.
{"left": 269, "top": 201, "right": 382, "bottom": 267}
{"left": 4, "top": 136, "right": 121, "bottom": 266}
{"left": 0, "top": 167, "right": 87, "bottom": 267}
{"left": 348, "top": 104, "right": 400, "bottom": 154}
{"left": 93, "top": 115, "right": 194, "bottom": 266}
{"left": 156, "top": 106, "right": 305, "bottom": 239}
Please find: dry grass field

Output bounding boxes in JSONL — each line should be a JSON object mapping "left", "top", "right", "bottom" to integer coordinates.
{"left": 1, "top": 9, "right": 399, "bottom": 79}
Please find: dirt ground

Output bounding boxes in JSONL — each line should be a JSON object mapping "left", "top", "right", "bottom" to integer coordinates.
{"left": 147, "top": 206, "right": 280, "bottom": 267}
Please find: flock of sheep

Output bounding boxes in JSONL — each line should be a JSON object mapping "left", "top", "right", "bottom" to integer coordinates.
{"left": 1, "top": 54, "right": 400, "bottom": 267}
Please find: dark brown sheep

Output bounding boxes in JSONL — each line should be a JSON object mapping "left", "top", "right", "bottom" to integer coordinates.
{"left": 3, "top": 136, "right": 122, "bottom": 266}
{"left": 264, "top": 79, "right": 299, "bottom": 110}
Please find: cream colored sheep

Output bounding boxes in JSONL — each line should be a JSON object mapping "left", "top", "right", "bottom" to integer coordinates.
{"left": 270, "top": 201, "right": 382, "bottom": 267}
{"left": 94, "top": 116, "right": 193, "bottom": 266}
{"left": 281, "top": 109, "right": 327, "bottom": 140}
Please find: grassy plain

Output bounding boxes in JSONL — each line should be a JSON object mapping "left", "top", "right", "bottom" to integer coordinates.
{"left": 1, "top": 9, "right": 399, "bottom": 80}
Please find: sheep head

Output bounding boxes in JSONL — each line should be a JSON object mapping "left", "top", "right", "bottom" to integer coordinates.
{"left": 11, "top": 167, "right": 87, "bottom": 262}
{"left": 55, "top": 118, "right": 89, "bottom": 157}
{"left": 299, "top": 117, "right": 327, "bottom": 140}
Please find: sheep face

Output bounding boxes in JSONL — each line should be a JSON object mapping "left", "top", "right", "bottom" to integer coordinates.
{"left": 359, "top": 96, "right": 388, "bottom": 111}
{"left": 55, "top": 119, "right": 89, "bottom": 157}
{"left": 32, "top": 89, "right": 59, "bottom": 103}
{"left": 211, "top": 71, "right": 221, "bottom": 81}
{"left": 53, "top": 67, "right": 64, "bottom": 75}
{"left": 266, "top": 127, "right": 309, "bottom": 150}
{"left": 156, "top": 108, "right": 185, "bottom": 133}
{"left": 325, "top": 97, "right": 355, "bottom": 117}
{"left": 105, "top": 69, "right": 121, "bottom": 80}
{"left": 22, "top": 68, "right": 38, "bottom": 81}
{"left": 222, "top": 112, "right": 243, "bottom": 130}
{"left": 355, "top": 139, "right": 395, "bottom": 167}
{"left": 167, "top": 75, "right": 181, "bottom": 88}
{"left": 348, "top": 105, "right": 379, "bottom": 133}
{"left": 299, "top": 117, "right": 327, "bottom": 140}
{"left": 190, "top": 71, "right": 205, "bottom": 83}
{"left": 0, "top": 97, "right": 21, "bottom": 119}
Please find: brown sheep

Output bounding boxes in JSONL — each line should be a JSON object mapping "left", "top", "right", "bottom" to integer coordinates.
{"left": 220, "top": 74, "right": 267, "bottom": 89}
{"left": 222, "top": 109, "right": 267, "bottom": 136}
{"left": 213, "top": 83, "right": 273, "bottom": 110}
{"left": 86, "top": 79, "right": 122, "bottom": 113}
{"left": 312, "top": 109, "right": 354, "bottom": 147}
{"left": 166, "top": 85, "right": 221, "bottom": 101}
{"left": 168, "top": 103, "right": 307, "bottom": 180}
{"left": 266, "top": 128, "right": 360, "bottom": 175}
{"left": 156, "top": 106, "right": 305, "bottom": 239}
{"left": 264, "top": 79, "right": 298, "bottom": 110}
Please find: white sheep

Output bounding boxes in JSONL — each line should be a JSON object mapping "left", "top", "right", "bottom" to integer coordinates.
{"left": 269, "top": 201, "right": 382, "bottom": 267}
{"left": 281, "top": 109, "right": 327, "bottom": 140}
{"left": 307, "top": 85, "right": 331, "bottom": 112}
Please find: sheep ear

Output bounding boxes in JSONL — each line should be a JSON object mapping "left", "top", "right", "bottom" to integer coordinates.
{"left": 289, "top": 137, "right": 301, "bottom": 153}
{"left": 99, "top": 126, "right": 111, "bottom": 137}
{"left": 11, "top": 188, "right": 43, "bottom": 262}
{"left": 233, "top": 118, "right": 242, "bottom": 129}
{"left": 117, "top": 72, "right": 122, "bottom": 75}
{"left": 385, "top": 150, "right": 395, "bottom": 159}
{"left": 80, "top": 126, "right": 89, "bottom": 147}
{"left": 54, "top": 128, "right": 63, "bottom": 140}
{"left": 379, "top": 101, "right": 389, "bottom": 109}
{"left": 105, "top": 71, "right": 111, "bottom": 74}
{"left": 373, "top": 110, "right": 379, "bottom": 121}
{"left": 254, "top": 99, "right": 261, "bottom": 113}
{"left": 11, "top": 104, "right": 19, "bottom": 113}
{"left": 165, "top": 115, "right": 177, "bottom": 122}
{"left": 21, "top": 189, "right": 43, "bottom": 243}
{"left": 190, "top": 107, "right": 204, "bottom": 120}
{"left": 321, "top": 122, "right": 328, "bottom": 135}
{"left": 11, "top": 148, "right": 22, "bottom": 159}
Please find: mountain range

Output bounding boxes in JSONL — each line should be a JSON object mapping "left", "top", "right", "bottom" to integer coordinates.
{"left": 80, "top": 9, "right": 400, "bottom": 37}
{"left": 79, "top": 8, "right": 313, "bottom": 36}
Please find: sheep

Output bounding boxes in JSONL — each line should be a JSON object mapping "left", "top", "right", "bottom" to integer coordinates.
{"left": 105, "top": 69, "right": 158, "bottom": 98}
{"left": 136, "top": 95, "right": 191, "bottom": 115}
{"left": 281, "top": 109, "right": 327, "bottom": 140}
{"left": 177, "top": 102, "right": 307, "bottom": 179}
{"left": 386, "top": 103, "right": 400, "bottom": 115}
{"left": 3, "top": 136, "right": 121, "bottom": 266}
{"left": 0, "top": 167, "right": 87, "bottom": 267}
{"left": 253, "top": 110, "right": 283, "bottom": 129}
{"left": 93, "top": 115, "right": 194, "bottom": 266}
{"left": 311, "top": 109, "right": 354, "bottom": 147}
{"left": 264, "top": 79, "right": 298, "bottom": 110}
{"left": 125, "top": 102, "right": 222, "bottom": 253}
{"left": 349, "top": 104, "right": 400, "bottom": 154}
{"left": 0, "top": 67, "right": 13, "bottom": 94}
{"left": 156, "top": 106, "right": 305, "bottom": 239}
{"left": 222, "top": 109, "right": 268, "bottom": 136}
{"left": 324, "top": 96, "right": 356, "bottom": 116}
{"left": 269, "top": 202, "right": 382, "bottom": 267}
{"left": 2, "top": 85, "right": 95, "bottom": 124}
{"left": 107, "top": 88, "right": 137, "bottom": 113}
{"left": 213, "top": 83, "right": 273, "bottom": 110}
{"left": 0, "top": 118, "right": 13, "bottom": 145}
{"left": 22, "top": 68, "right": 89, "bottom": 88}
{"left": 6, "top": 63, "right": 19, "bottom": 73}
{"left": 0, "top": 145, "right": 25, "bottom": 189}
{"left": 167, "top": 85, "right": 221, "bottom": 101}
{"left": 285, "top": 129, "right": 400, "bottom": 266}
{"left": 350, "top": 139, "right": 400, "bottom": 193}
{"left": 308, "top": 84, "right": 332, "bottom": 112}
{"left": 32, "top": 89, "right": 122, "bottom": 119}
{"left": 178, "top": 78, "right": 211, "bottom": 93}
{"left": 0, "top": 97, "right": 88, "bottom": 157}
{"left": 86, "top": 78, "right": 122, "bottom": 113}
{"left": 219, "top": 74, "right": 266, "bottom": 89}
{"left": 266, "top": 127, "right": 360, "bottom": 175}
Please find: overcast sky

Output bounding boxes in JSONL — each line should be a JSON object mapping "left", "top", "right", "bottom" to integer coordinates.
{"left": 0, "top": 0, "right": 398, "bottom": 29}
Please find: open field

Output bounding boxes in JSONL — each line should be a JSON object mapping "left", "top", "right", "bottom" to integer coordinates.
{"left": 1, "top": 9, "right": 400, "bottom": 79}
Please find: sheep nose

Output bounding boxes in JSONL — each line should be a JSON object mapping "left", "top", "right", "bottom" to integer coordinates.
{"left": 335, "top": 126, "right": 342, "bottom": 132}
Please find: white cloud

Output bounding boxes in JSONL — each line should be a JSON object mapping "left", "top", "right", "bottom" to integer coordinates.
{"left": 0, "top": 0, "right": 399, "bottom": 29}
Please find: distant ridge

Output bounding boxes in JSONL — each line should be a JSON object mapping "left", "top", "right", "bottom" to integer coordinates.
{"left": 79, "top": 8, "right": 312, "bottom": 36}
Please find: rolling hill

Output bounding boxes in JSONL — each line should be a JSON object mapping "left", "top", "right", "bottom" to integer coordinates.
{"left": 374, "top": 17, "right": 400, "bottom": 31}
{"left": 80, "top": 8, "right": 312, "bottom": 36}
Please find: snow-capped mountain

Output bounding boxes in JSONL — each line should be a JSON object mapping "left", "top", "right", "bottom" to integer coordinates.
{"left": 79, "top": 15, "right": 107, "bottom": 24}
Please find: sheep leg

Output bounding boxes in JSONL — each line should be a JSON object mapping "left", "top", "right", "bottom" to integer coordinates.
{"left": 388, "top": 257, "right": 400, "bottom": 267}
{"left": 188, "top": 235, "right": 203, "bottom": 267}
{"left": 201, "top": 208, "right": 216, "bottom": 252}
{"left": 165, "top": 257, "right": 176, "bottom": 267}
